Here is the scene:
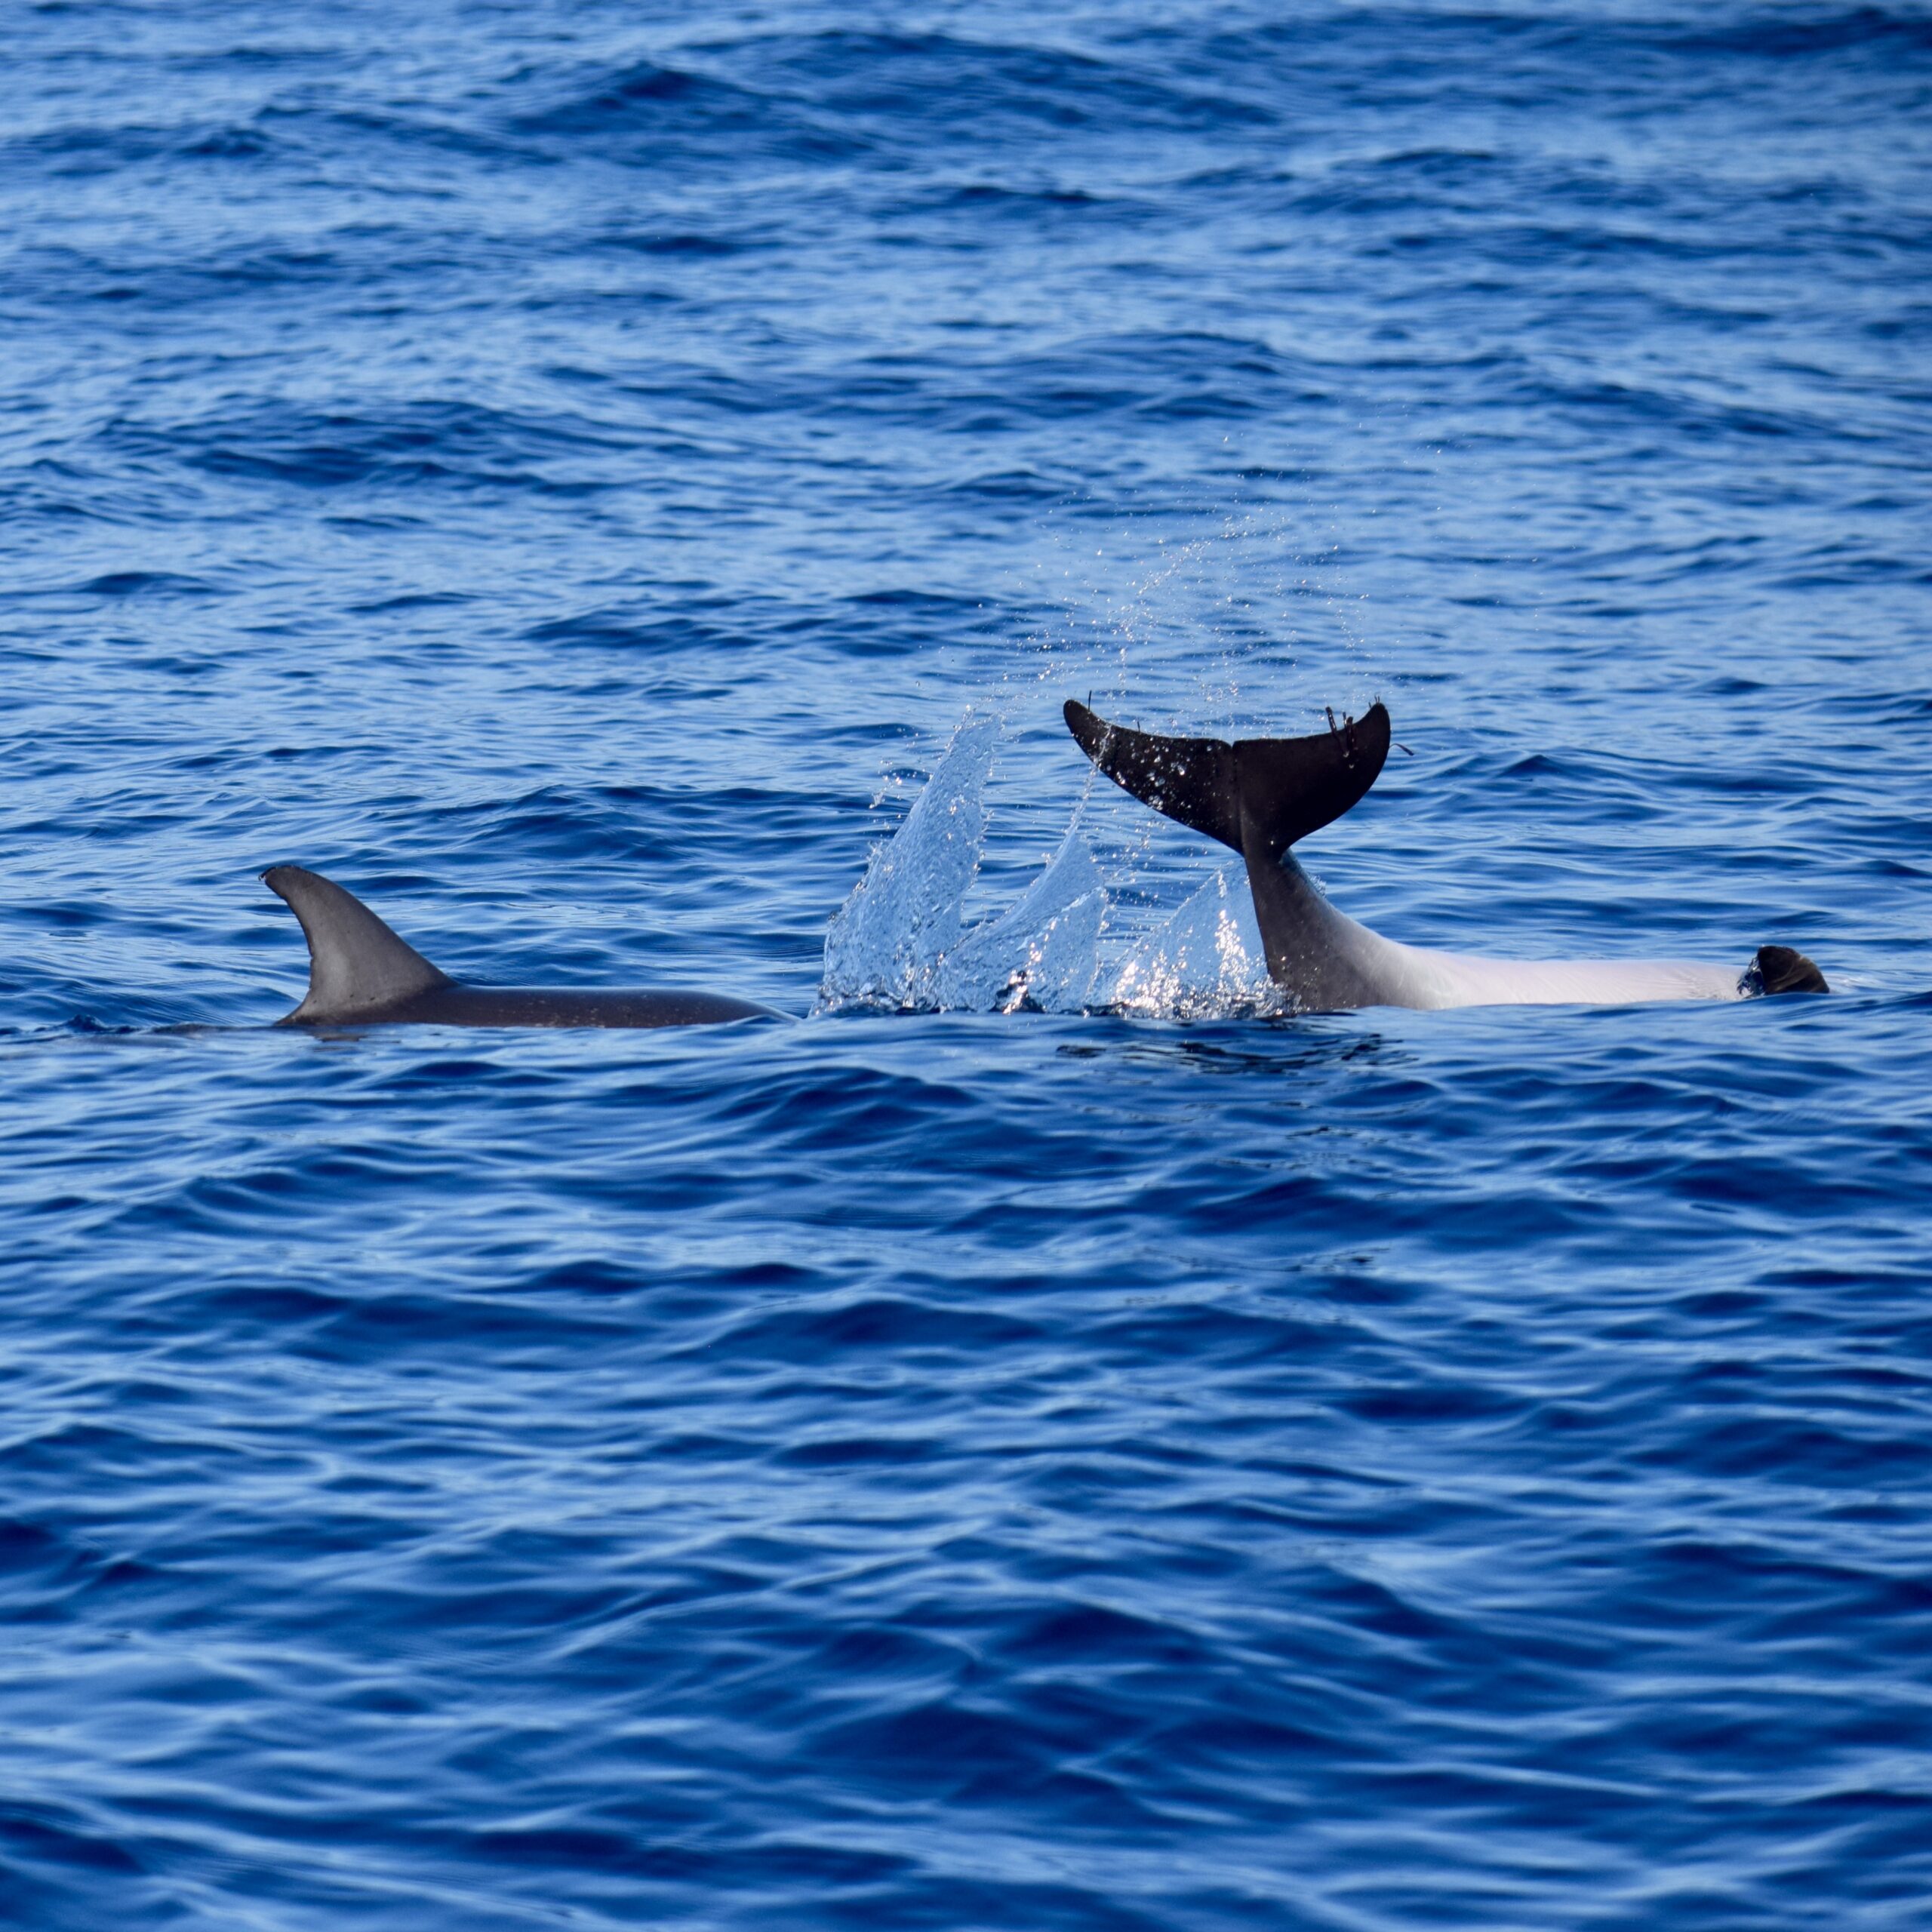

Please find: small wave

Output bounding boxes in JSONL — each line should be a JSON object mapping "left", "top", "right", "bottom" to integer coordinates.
{"left": 97, "top": 571, "right": 221, "bottom": 603}
{"left": 1663, "top": 6, "right": 1932, "bottom": 60}
{"left": 735, "top": 28, "right": 1276, "bottom": 137}
{"left": 506, "top": 57, "right": 864, "bottom": 167}
{"left": 112, "top": 398, "right": 629, "bottom": 497}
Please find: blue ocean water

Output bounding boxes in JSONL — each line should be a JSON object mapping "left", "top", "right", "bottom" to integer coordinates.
{"left": 5, "top": 2, "right": 1931, "bottom": 1924}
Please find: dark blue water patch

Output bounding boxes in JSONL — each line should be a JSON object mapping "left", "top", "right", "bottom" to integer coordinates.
{"left": 69, "top": 570, "right": 223, "bottom": 600}
{"left": 929, "top": 182, "right": 1115, "bottom": 217}
{"left": 506, "top": 57, "right": 868, "bottom": 168}
{"left": 137, "top": 400, "right": 632, "bottom": 495}
{"left": 11, "top": 241, "right": 362, "bottom": 312}
{"left": 1664, "top": 6, "right": 1932, "bottom": 61}
{"left": 0, "top": 1803, "right": 153, "bottom": 1931}
{"left": 176, "top": 123, "right": 273, "bottom": 160}
{"left": 525, "top": 608, "right": 743, "bottom": 653}
{"left": 600, "top": 229, "right": 749, "bottom": 259}
{"left": 728, "top": 29, "right": 1280, "bottom": 137}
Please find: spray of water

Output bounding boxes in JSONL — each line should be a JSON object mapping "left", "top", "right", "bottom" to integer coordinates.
{"left": 818, "top": 709, "right": 1287, "bottom": 1019}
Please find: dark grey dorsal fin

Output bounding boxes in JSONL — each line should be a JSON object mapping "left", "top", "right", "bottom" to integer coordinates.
{"left": 263, "top": 865, "right": 453, "bottom": 1023}
{"left": 1063, "top": 698, "right": 1392, "bottom": 863}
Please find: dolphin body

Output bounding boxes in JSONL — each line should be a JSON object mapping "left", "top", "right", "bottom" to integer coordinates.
{"left": 263, "top": 866, "right": 780, "bottom": 1029}
{"left": 1064, "top": 699, "right": 1828, "bottom": 1011}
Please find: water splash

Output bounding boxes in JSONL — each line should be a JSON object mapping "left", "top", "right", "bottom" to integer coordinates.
{"left": 938, "top": 829, "right": 1106, "bottom": 1014}
{"left": 1102, "top": 867, "right": 1284, "bottom": 1020}
{"left": 820, "top": 710, "right": 1286, "bottom": 1019}
{"left": 819, "top": 709, "right": 1000, "bottom": 1011}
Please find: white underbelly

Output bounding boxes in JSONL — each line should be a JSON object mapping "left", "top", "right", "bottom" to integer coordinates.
{"left": 1317, "top": 904, "right": 1741, "bottom": 1010}
{"left": 1388, "top": 946, "right": 1741, "bottom": 1008}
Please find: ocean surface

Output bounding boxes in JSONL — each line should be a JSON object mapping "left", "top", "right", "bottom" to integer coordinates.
{"left": 5, "top": 3, "right": 1931, "bottom": 1925}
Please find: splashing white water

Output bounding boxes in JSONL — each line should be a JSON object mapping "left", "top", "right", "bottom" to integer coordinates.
{"left": 820, "top": 710, "right": 999, "bottom": 1010}
{"left": 819, "top": 710, "right": 1287, "bottom": 1018}
{"left": 937, "top": 829, "right": 1106, "bottom": 1014}
{"left": 1105, "top": 868, "right": 1283, "bottom": 1019}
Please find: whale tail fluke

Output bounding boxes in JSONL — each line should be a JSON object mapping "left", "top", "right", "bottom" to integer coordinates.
{"left": 262, "top": 865, "right": 454, "bottom": 1023}
{"left": 1063, "top": 700, "right": 1244, "bottom": 851}
{"left": 1063, "top": 698, "right": 1391, "bottom": 863}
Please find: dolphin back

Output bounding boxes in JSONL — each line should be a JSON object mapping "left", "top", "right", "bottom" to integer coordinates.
{"left": 1063, "top": 698, "right": 1390, "bottom": 862}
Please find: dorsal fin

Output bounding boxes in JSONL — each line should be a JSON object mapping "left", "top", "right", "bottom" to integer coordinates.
{"left": 263, "top": 865, "right": 453, "bottom": 1022}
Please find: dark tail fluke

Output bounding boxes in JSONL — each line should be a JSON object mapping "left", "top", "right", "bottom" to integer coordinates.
{"left": 1063, "top": 698, "right": 1391, "bottom": 863}
{"left": 1063, "top": 701, "right": 1243, "bottom": 851}
{"left": 1740, "top": 944, "right": 1829, "bottom": 996}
